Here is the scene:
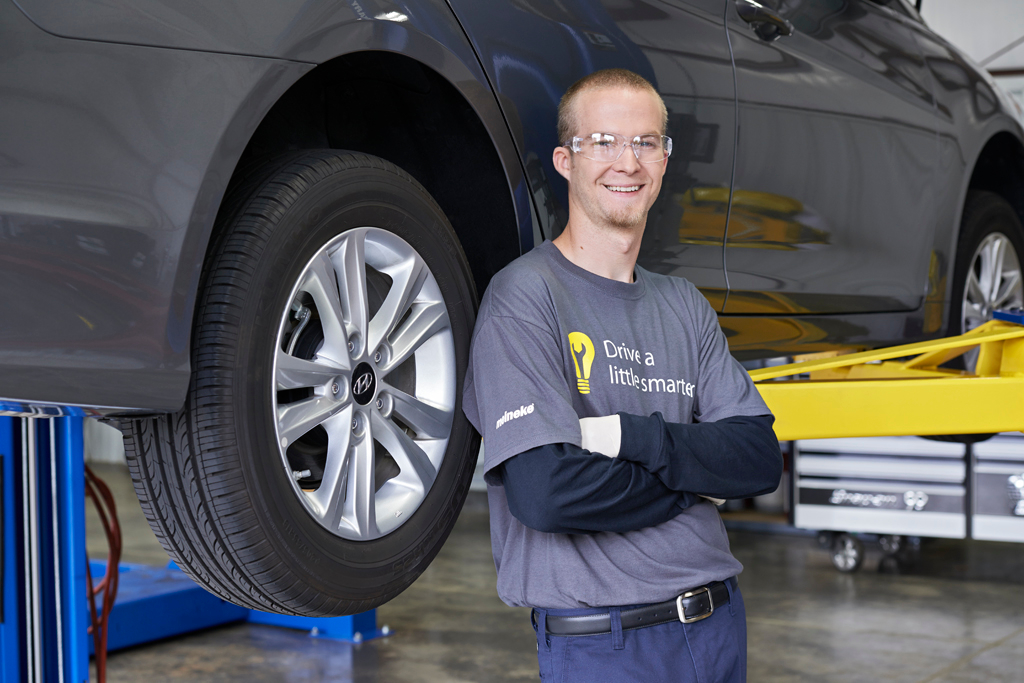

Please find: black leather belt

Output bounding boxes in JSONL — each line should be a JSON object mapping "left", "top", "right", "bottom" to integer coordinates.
{"left": 538, "top": 579, "right": 732, "bottom": 636}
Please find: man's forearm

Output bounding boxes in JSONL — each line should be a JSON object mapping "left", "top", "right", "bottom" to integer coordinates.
{"left": 499, "top": 442, "right": 702, "bottom": 534}
{"left": 616, "top": 413, "right": 783, "bottom": 499}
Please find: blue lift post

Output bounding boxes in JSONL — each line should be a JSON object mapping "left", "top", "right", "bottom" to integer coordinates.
{"left": 51, "top": 417, "right": 90, "bottom": 681}
{"left": 1, "top": 414, "right": 386, "bottom": 682}
{"left": 0, "top": 418, "right": 20, "bottom": 680}
{"left": 0, "top": 416, "right": 91, "bottom": 683}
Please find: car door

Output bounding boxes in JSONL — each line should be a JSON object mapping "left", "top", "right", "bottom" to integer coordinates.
{"left": 446, "top": 0, "right": 737, "bottom": 307}
{"left": 722, "top": 0, "right": 937, "bottom": 322}
{"left": 625, "top": 0, "right": 737, "bottom": 310}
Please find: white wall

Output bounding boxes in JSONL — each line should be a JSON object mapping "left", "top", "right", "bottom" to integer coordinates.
{"left": 920, "top": 1, "right": 1024, "bottom": 116}
{"left": 921, "top": 0, "right": 1024, "bottom": 70}
{"left": 84, "top": 418, "right": 127, "bottom": 464}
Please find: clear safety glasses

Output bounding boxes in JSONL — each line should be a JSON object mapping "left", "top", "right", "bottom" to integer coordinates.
{"left": 565, "top": 133, "right": 673, "bottom": 164}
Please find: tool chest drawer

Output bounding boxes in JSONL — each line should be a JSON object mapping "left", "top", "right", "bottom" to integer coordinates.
{"left": 973, "top": 434, "right": 1024, "bottom": 542}
{"left": 794, "top": 437, "right": 967, "bottom": 539}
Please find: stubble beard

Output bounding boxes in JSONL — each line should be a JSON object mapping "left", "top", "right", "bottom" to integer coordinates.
{"left": 579, "top": 189, "right": 649, "bottom": 232}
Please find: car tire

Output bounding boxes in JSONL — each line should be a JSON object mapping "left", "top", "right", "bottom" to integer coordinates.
{"left": 121, "top": 150, "right": 479, "bottom": 616}
{"left": 923, "top": 191, "right": 1024, "bottom": 445}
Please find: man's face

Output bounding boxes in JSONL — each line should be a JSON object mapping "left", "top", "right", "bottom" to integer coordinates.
{"left": 554, "top": 86, "right": 668, "bottom": 232}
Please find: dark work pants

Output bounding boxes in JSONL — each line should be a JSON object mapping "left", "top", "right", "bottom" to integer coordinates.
{"left": 532, "top": 582, "right": 746, "bottom": 683}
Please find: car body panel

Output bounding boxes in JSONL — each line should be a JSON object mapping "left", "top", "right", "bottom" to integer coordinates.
{"left": 723, "top": 0, "right": 938, "bottom": 318}
{"left": 0, "top": 0, "right": 308, "bottom": 411}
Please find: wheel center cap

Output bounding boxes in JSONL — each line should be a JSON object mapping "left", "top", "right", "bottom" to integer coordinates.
{"left": 351, "top": 362, "right": 377, "bottom": 405}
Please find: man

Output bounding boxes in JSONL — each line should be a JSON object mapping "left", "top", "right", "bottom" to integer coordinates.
{"left": 462, "top": 69, "right": 783, "bottom": 683}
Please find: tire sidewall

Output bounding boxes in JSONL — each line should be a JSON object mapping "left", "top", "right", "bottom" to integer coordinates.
{"left": 224, "top": 154, "right": 477, "bottom": 607}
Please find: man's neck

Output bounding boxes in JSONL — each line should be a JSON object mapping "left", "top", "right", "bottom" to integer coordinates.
{"left": 552, "top": 219, "right": 644, "bottom": 284}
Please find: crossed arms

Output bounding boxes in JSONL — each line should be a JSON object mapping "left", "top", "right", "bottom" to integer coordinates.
{"left": 499, "top": 412, "right": 783, "bottom": 534}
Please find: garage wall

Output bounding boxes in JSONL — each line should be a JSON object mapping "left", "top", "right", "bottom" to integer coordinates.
{"left": 921, "top": 0, "right": 1024, "bottom": 115}
{"left": 84, "top": 418, "right": 127, "bottom": 464}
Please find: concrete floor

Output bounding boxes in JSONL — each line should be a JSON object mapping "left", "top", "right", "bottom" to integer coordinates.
{"left": 85, "top": 464, "right": 1024, "bottom": 682}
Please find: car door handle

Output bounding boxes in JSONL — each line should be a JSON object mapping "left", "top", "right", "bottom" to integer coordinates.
{"left": 735, "top": 0, "right": 794, "bottom": 41}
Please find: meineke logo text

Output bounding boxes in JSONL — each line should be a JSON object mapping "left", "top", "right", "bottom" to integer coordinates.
{"left": 496, "top": 403, "right": 535, "bottom": 429}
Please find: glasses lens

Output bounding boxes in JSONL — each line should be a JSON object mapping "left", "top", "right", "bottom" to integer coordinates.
{"left": 580, "top": 133, "right": 622, "bottom": 162}
{"left": 634, "top": 135, "right": 669, "bottom": 163}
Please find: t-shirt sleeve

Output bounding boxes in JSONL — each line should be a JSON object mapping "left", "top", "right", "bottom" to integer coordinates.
{"left": 688, "top": 285, "right": 771, "bottom": 422}
{"left": 462, "top": 314, "right": 582, "bottom": 483}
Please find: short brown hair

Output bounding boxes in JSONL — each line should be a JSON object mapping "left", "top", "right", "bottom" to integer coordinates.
{"left": 556, "top": 69, "right": 668, "bottom": 144}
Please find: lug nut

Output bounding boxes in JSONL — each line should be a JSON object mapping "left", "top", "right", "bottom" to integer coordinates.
{"left": 332, "top": 383, "right": 340, "bottom": 395}
{"left": 348, "top": 340, "right": 355, "bottom": 353}
{"left": 374, "top": 351, "right": 381, "bottom": 363}
{"left": 376, "top": 398, "right": 383, "bottom": 409}
{"left": 352, "top": 419, "right": 358, "bottom": 431}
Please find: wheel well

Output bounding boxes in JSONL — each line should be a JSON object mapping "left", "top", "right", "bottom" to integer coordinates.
{"left": 231, "top": 51, "right": 521, "bottom": 299}
{"left": 967, "top": 132, "right": 1024, "bottom": 234}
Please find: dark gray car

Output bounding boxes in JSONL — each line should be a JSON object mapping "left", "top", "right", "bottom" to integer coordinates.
{"left": 2, "top": 0, "right": 1022, "bottom": 615}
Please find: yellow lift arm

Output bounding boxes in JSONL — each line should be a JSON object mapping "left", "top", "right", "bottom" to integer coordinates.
{"left": 749, "top": 319, "right": 1024, "bottom": 441}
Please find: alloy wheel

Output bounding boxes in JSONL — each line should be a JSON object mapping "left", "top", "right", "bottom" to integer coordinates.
{"left": 273, "top": 227, "right": 456, "bottom": 541}
{"left": 961, "top": 232, "right": 1024, "bottom": 369}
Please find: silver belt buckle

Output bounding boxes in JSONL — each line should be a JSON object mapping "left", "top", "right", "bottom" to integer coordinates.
{"left": 676, "top": 585, "right": 714, "bottom": 624}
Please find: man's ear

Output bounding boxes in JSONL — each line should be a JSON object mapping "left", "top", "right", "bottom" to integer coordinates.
{"left": 553, "top": 145, "right": 572, "bottom": 182}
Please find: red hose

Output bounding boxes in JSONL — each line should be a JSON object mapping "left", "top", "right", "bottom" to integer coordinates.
{"left": 85, "top": 466, "right": 122, "bottom": 683}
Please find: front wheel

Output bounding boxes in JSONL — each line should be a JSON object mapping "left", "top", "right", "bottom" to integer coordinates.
{"left": 123, "top": 151, "right": 479, "bottom": 616}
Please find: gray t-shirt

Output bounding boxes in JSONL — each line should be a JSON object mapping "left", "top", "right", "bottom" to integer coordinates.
{"left": 462, "top": 241, "right": 770, "bottom": 609}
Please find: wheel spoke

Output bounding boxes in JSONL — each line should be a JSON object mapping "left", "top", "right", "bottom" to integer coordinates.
{"left": 303, "top": 252, "right": 348, "bottom": 363}
{"left": 314, "top": 407, "right": 354, "bottom": 527}
{"left": 372, "top": 411, "right": 437, "bottom": 493}
{"left": 966, "top": 270, "right": 986, "bottom": 305}
{"left": 378, "top": 301, "right": 448, "bottom": 375}
{"left": 276, "top": 349, "right": 345, "bottom": 391}
{"left": 368, "top": 255, "right": 428, "bottom": 354}
{"left": 332, "top": 231, "right": 370, "bottom": 354}
{"left": 384, "top": 384, "right": 453, "bottom": 439}
{"left": 990, "top": 238, "right": 1008, "bottom": 301}
{"left": 345, "top": 425, "right": 378, "bottom": 538}
{"left": 277, "top": 395, "right": 346, "bottom": 446}
{"left": 993, "top": 269, "right": 1023, "bottom": 309}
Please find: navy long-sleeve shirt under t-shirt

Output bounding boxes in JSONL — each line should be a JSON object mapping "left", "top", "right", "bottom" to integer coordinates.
{"left": 500, "top": 413, "right": 781, "bottom": 534}
{"left": 461, "top": 241, "right": 779, "bottom": 609}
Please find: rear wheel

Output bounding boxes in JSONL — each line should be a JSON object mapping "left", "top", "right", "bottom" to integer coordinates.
{"left": 952, "top": 191, "right": 1024, "bottom": 368}
{"left": 122, "top": 151, "right": 478, "bottom": 616}
{"left": 924, "top": 191, "right": 1024, "bottom": 444}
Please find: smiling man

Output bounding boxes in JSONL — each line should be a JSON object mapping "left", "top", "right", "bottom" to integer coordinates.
{"left": 462, "top": 69, "right": 783, "bottom": 683}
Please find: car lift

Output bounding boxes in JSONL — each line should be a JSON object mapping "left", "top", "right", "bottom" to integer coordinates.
{"left": 3, "top": 314, "right": 1024, "bottom": 681}
{"left": 0, "top": 413, "right": 386, "bottom": 683}
{"left": 750, "top": 313, "right": 1024, "bottom": 441}
{"left": 749, "top": 311, "right": 1024, "bottom": 571}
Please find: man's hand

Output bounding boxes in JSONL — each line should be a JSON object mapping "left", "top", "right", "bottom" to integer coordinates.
{"left": 579, "top": 415, "right": 621, "bottom": 458}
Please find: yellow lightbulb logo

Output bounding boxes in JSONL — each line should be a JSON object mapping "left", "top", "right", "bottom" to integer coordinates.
{"left": 568, "top": 332, "right": 595, "bottom": 394}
